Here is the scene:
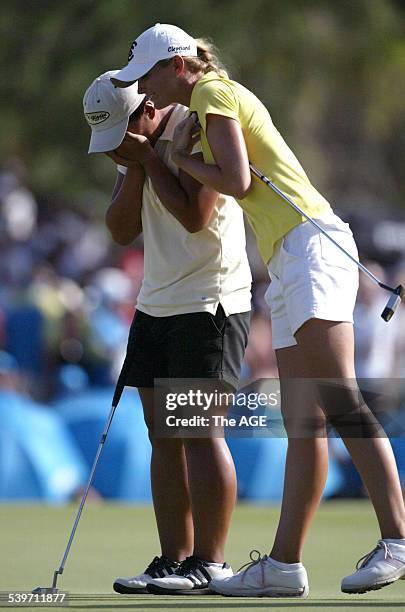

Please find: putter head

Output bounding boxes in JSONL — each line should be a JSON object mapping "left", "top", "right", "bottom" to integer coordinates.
{"left": 32, "top": 587, "right": 59, "bottom": 594}
{"left": 381, "top": 285, "right": 404, "bottom": 322}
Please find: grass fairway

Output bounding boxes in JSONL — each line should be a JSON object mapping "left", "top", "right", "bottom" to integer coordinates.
{"left": 0, "top": 501, "right": 403, "bottom": 611}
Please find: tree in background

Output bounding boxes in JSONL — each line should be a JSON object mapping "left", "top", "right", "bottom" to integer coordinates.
{"left": 0, "top": 0, "right": 404, "bottom": 214}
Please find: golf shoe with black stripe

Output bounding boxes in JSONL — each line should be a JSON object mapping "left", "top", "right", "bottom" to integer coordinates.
{"left": 113, "top": 555, "right": 180, "bottom": 594}
{"left": 146, "top": 555, "right": 233, "bottom": 594}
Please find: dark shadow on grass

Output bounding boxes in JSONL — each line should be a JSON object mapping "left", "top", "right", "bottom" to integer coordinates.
{"left": 67, "top": 606, "right": 405, "bottom": 610}
{"left": 66, "top": 595, "right": 405, "bottom": 609}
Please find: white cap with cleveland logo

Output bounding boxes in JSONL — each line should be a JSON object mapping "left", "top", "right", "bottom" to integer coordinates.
{"left": 111, "top": 24, "right": 197, "bottom": 87}
{"left": 83, "top": 70, "right": 145, "bottom": 153}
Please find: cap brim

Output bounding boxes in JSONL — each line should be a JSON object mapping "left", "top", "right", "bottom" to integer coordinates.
{"left": 88, "top": 116, "right": 129, "bottom": 154}
{"left": 110, "top": 61, "right": 155, "bottom": 88}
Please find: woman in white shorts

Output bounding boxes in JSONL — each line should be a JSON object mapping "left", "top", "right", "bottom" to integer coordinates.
{"left": 111, "top": 23, "right": 405, "bottom": 597}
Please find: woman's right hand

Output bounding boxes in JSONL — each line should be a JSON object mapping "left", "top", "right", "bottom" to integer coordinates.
{"left": 172, "top": 113, "right": 201, "bottom": 158}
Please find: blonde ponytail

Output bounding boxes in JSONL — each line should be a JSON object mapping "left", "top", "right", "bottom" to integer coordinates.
{"left": 184, "top": 38, "right": 229, "bottom": 78}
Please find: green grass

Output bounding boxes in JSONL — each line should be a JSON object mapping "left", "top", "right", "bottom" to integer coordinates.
{"left": 0, "top": 501, "right": 403, "bottom": 611}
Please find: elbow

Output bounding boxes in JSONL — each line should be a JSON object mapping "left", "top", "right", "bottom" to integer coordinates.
{"left": 105, "top": 220, "right": 137, "bottom": 245}
{"left": 182, "top": 213, "right": 209, "bottom": 233}
{"left": 107, "top": 225, "right": 134, "bottom": 245}
{"left": 232, "top": 187, "right": 250, "bottom": 200}
{"left": 109, "top": 231, "right": 134, "bottom": 246}
{"left": 105, "top": 210, "right": 139, "bottom": 245}
{"left": 228, "top": 176, "right": 252, "bottom": 200}
{"left": 184, "top": 220, "right": 206, "bottom": 233}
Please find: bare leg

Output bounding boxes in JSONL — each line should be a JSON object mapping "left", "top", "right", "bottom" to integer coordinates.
{"left": 343, "top": 437, "right": 405, "bottom": 538}
{"left": 139, "top": 388, "right": 193, "bottom": 560}
{"left": 271, "top": 320, "right": 405, "bottom": 563}
{"left": 184, "top": 436, "right": 237, "bottom": 563}
{"left": 270, "top": 342, "right": 329, "bottom": 563}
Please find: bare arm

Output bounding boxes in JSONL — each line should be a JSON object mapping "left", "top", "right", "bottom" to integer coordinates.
{"left": 143, "top": 151, "right": 218, "bottom": 232}
{"left": 171, "top": 114, "right": 252, "bottom": 199}
{"left": 116, "top": 133, "right": 219, "bottom": 233}
{"left": 105, "top": 161, "right": 144, "bottom": 245}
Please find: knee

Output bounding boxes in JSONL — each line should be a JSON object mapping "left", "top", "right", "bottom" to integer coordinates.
{"left": 326, "top": 404, "right": 383, "bottom": 438}
{"left": 147, "top": 427, "right": 184, "bottom": 452}
{"left": 183, "top": 437, "right": 222, "bottom": 451}
{"left": 281, "top": 404, "right": 327, "bottom": 438}
{"left": 283, "top": 417, "right": 327, "bottom": 438}
{"left": 143, "top": 415, "right": 173, "bottom": 448}
{"left": 319, "top": 385, "right": 382, "bottom": 437}
{"left": 183, "top": 437, "right": 235, "bottom": 466}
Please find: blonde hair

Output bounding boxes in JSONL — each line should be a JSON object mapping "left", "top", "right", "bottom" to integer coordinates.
{"left": 184, "top": 38, "right": 229, "bottom": 78}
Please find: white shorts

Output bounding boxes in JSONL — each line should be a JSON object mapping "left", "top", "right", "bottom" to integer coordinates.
{"left": 265, "top": 213, "right": 359, "bottom": 349}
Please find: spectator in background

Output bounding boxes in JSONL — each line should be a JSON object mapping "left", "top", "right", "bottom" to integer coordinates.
{"left": 0, "top": 350, "right": 22, "bottom": 392}
{"left": 243, "top": 313, "right": 278, "bottom": 381}
{"left": 393, "top": 263, "right": 405, "bottom": 377}
{"left": 354, "top": 260, "right": 403, "bottom": 379}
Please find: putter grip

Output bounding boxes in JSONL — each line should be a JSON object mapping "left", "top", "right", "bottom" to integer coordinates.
{"left": 381, "top": 291, "right": 403, "bottom": 322}
{"left": 112, "top": 349, "right": 134, "bottom": 406}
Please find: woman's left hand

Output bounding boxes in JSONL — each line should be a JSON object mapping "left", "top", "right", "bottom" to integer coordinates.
{"left": 172, "top": 113, "right": 201, "bottom": 157}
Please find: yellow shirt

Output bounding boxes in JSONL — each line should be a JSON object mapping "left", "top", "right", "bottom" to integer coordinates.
{"left": 118, "top": 104, "right": 252, "bottom": 317}
{"left": 190, "top": 72, "right": 332, "bottom": 264}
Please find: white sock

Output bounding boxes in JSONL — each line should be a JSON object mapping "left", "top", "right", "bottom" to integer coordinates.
{"left": 204, "top": 561, "right": 223, "bottom": 567}
{"left": 268, "top": 556, "right": 303, "bottom": 569}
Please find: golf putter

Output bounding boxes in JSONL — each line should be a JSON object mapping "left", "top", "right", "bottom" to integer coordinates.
{"left": 249, "top": 163, "right": 404, "bottom": 322}
{"left": 33, "top": 354, "right": 131, "bottom": 594}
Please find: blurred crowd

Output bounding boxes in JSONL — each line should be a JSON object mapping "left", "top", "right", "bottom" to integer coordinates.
{"left": 0, "top": 159, "right": 145, "bottom": 400}
{"left": 1, "top": 159, "right": 405, "bottom": 398}
{"left": 1, "top": 159, "right": 405, "bottom": 501}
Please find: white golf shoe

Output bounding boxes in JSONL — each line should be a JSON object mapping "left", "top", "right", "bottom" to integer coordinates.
{"left": 113, "top": 555, "right": 180, "bottom": 594}
{"left": 210, "top": 550, "right": 309, "bottom": 597}
{"left": 146, "top": 555, "right": 233, "bottom": 594}
{"left": 342, "top": 539, "right": 405, "bottom": 594}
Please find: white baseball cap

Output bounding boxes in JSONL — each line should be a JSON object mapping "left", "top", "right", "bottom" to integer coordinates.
{"left": 111, "top": 23, "right": 197, "bottom": 87}
{"left": 83, "top": 70, "right": 145, "bottom": 153}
